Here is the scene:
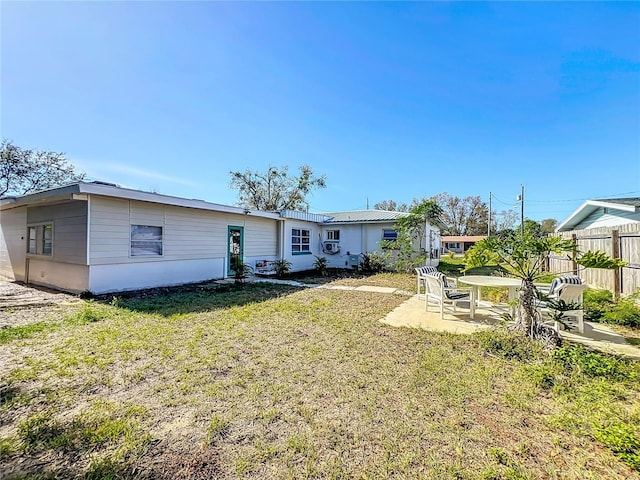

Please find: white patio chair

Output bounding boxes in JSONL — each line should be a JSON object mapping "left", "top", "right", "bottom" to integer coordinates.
{"left": 415, "top": 266, "right": 438, "bottom": 297}
{"left": 537, "top": 276, "right": 587, "bottom": 333}
{"left": 424, "top": 272, "right": 475, "bottom": 320}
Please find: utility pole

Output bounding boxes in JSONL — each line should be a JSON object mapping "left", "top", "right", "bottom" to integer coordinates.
{"left": 488, "top": 192, "right": 492, "bottom": 236}
{"left": 518, "top": 185, "right": 525, "bottom": 237}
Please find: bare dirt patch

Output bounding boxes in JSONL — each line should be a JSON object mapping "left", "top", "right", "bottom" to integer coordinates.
{"left": 0, "top": 281, "right": 82, "bottom": 329}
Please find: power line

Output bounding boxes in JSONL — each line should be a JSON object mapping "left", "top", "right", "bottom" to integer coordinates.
{"left": 521, "top": 190, "right": 640, "bottom": 204}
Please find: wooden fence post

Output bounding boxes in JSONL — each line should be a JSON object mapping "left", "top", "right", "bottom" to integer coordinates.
{"left": 571, "top": 234, "right": 578, "bottom": 275}
{"left": 612, "top": 229, "right": 621, "bottom": 298}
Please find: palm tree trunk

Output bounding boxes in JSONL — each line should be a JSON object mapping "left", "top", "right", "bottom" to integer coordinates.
{"left": 515, "top": 278, "right": 538, "bottom": 336}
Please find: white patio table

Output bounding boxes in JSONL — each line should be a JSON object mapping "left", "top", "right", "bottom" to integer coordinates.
{"left": 457, "top": 275, "right": 523, "bottom": 316}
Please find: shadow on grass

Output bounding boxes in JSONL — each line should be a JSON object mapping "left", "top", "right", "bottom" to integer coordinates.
{"left": 93, "top": 281, "right": 304, "bottom": 317}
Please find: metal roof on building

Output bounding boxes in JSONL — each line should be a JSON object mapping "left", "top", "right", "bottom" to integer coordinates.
{"left": 321, "top": 210, "right": 410, "bottom": 223}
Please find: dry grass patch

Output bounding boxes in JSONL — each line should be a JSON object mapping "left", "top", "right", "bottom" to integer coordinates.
{"left": 0, "top": 279, "right": 638, "bottom": 479}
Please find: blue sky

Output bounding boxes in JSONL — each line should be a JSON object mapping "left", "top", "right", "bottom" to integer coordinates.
{"left": 2, "top": 1, "right": 639, "bottom": 222}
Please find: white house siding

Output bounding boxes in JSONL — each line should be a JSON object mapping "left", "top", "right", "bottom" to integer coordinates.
{"left": 88, "top": 259, "right": 222, "bottom": 294}
{"left": 575, "top": 209, "right": 640, "bottom": 230}
{"left": 89, "top": 196, "right": 131, "bottom": 264}
{"left": 27, "top": 258, "right": 89, "bottom": 293}
{"left": 282, "top": 219, "right": 319, "bottom": 272}
{"left": 241, "top": 217, "right": 279, "bottom": 270}
{"left": 318, "top": 221, "right": 440, "bottom": 269}
{"left": 319, "top": 224, "right": 364, "bottom": 269}
{"left": 86, "top": 196, "right": 280, "bottom": 291}
{"left": 90, "top": 197, "right": 278, "bottom": 263}
{"left": 0, "top": 206, "right": 27, "bottom": 281}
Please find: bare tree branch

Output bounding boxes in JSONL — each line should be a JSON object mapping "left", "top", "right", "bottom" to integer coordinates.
{"left": 1, "top": 140, "right": 85, "bottom": 196}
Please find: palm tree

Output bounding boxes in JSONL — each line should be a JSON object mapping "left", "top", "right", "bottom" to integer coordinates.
{"left": 465, "top": 231, "right": 625, "bottom": 341}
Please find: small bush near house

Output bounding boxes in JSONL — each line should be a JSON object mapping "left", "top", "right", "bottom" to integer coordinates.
{"left": 359, "top": 252, "right": 386, "bottom": 274}
{"left": 232, "top": 259, "right": 253, "bottom": 283}
{"left": 312, "top": 256, "right": 328, "bottom": 276}
{"left": 273, "top": 259, "right": 292, "bottom": 278}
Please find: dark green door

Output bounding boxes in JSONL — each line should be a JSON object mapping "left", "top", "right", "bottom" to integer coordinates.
{"left": 227, "top": 226, "right": 244, "bottom": 275}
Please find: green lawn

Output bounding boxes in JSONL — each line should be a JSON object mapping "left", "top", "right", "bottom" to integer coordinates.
{"left": 1, "top": 275, "right": 639, "bottom": 479}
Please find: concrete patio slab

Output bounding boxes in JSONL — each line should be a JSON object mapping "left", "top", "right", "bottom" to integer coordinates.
{"left": 381, "top": 294, "right": 640, "bottom": 360}
{"left": 381, "top": 294, "right": 500, "bottom": 334}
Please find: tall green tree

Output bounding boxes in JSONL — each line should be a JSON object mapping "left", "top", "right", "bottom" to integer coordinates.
{"left": 229, "top": 165, "right": 326, "bottom": 211}
{"left": 540, "top": 218, "right": 558, "bottom": 234}
{"left": 465, "top": 232, "right": 626, "bottom": 343}
{"left": 0, "top": 140, "right": 85, "bottom": 197}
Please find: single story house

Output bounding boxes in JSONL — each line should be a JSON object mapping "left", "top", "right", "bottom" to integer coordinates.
{"left": 0, "top": 182, "right": 440, "bottom": 294}
{"left": 441, "top": 235, "right": 486, "bottom": 254}
{"left": 556, "top": 198, "right": 640, "bottom": 232}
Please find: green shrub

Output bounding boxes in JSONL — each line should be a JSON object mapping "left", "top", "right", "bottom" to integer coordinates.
{"left": 273, "top": 259, "right": 292, "bottom": 278}
{"left": 313, "top": 256, "right": 328, "bottom": 276}
{"left": 76, "top": 302, "right": 103, "bottom": 324}
{"left": 602, "top": 297, "right": 640, "bottom": 327}
{"left": 584, "top": 289, "right": 640, "bottom": 327}
{"left": 593, "top": 423, "right": 640, "bottom": 471}
{"left": 584, "top": 289, "right": 614, "bottom": 322}
{"left": 359, "top": 252, "right": 386, "bottom": 274}
{"left": 232, "top": 259, "right": 253, "bottom": 283}
{"left": 473, "top": 329, "right": 543, "bottom": 362}
{"left": 552, "top": 344, "right": 637, "bottom": 381}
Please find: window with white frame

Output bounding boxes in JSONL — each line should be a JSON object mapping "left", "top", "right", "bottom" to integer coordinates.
{"left": 326, "top": 230, "right": 340, "bottom": 241}
{"left": 292, "top": 228, "right": 311, "bottom": 254}
{"left": 131, "top": 225, "right": 163, "bottom": 256}
{"left": 27, "top": 226, "right": 37, "bottom": 254}
{"left": 26, "top": 224, "right": 53, "bottom": 256}
{"left": 43, "top": 225, "right": 53, "bottom": 255}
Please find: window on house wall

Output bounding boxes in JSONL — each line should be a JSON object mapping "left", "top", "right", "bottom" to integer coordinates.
{"left": 26, "top": 224, "right": 53, "bottom": 256}
{"left": 292, "top": 228, "right": 311, "bottom": 254}
{"left": 447, "top": 242, "right": 460, "bottom": 249}
{"left": 27, "top": 226, "right": 37, "bottom": 254}
{"left": 327, "top": 230, "right": 340, "bottom": 241}
{"left": 382, "top": 229, "right": 398, "bottom": 241}
{"left": 131, "top": 225, "right": 163, "bottom": 256}
{"left": 42, "top": 225, "right": 53, "bottom": 255}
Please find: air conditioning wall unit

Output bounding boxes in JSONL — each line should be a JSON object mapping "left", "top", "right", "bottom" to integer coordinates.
{"left": 322, "top": 240, "right": 341, "bottom": 255}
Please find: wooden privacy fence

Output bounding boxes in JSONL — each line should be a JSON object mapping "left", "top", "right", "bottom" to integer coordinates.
{"left": 548, "top": 223, "right": 640, "bottom": 297}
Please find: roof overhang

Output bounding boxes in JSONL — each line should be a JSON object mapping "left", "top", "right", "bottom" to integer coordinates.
{"left": 0, "top": 182, "right": 282, "bottom": 220}
{"left": 556, "top": 199, "right": 639, "bottom": 232}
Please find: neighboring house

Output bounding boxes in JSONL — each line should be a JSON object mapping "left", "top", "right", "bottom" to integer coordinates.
{"left": 556, "top": 198, "right": 640, "bottom": 232}
{"left": 551, "top": 198, "right": 640, "bottom": 296}
{"left": 0, "top": 182, "right": 440, "bottom": 294}
{"left": 441, "top": 235, "right": 486, "bottom": 254}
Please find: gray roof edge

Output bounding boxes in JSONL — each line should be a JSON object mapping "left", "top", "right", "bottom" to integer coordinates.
{"left": 0, "top": 184, "right": 82, "bottom": 210}
{"left": 556, "top": 198, "right": 639, "bottom": 232}
{"left": 1, "top": 182, "right": 282, "bottom": 219}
